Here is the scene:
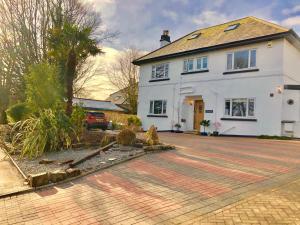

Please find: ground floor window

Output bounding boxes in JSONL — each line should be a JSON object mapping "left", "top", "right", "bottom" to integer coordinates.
{"left": 149, "top": 100, "right": 167, "bottom": 115}
{"left": 224, "top": 98, "right": 255, "bottom": 117}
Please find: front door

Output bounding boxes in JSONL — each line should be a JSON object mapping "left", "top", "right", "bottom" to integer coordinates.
{"left": 194, "top": 100, "right": 204, "bottom": 131}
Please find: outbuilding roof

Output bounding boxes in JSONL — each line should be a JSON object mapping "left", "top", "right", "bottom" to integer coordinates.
{"left": 133, "top": 16, "right": 298, "bottom": 65}
{"left": 73, "top": 97, "right": 124, "bottom": 112}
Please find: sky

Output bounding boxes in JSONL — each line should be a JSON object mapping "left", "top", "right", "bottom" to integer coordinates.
{"left": 83, "top": 0, "right": 300, "bottom": 100}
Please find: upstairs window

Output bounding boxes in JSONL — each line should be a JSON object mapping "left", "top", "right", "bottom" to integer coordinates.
{"left": 227, "top": 49, "right": 256, "bottom": 70}
{"left": 224, "top": 98, "right": 255, "bottom": 118}
{"left": 149, "top": 100, "right": 167, "bottom": 115}
{"left": 151, "top": 63, "right": 169, "bottom": 80}
{"left": 197, "top": 57, "right": 208, "bottom": 70}
{"left": 183, "top": 56, "right": 208, "bottom": 72}
{"left": 224, "top": 23, "right": 240, "bottom": 32}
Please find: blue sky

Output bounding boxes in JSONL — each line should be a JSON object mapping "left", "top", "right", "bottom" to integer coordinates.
{"left": 92, "top": 0, "right": 300, "bottom": 51}
{"left": 83, "top": 0, "right": 300, "bottom": 99}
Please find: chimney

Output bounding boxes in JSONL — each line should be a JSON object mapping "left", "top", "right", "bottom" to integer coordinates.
{"left": 160, "top": 30, "right": 171, "bottom": 47}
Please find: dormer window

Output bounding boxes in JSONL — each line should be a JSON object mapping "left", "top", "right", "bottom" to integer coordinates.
{"left": 187, "top": 33, "right": 201, "bottom": 40}
{"left": 224, "top": 23, "right": 240, "bottom": 32}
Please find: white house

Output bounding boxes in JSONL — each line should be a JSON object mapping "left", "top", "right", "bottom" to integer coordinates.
{"left": 133, "top": 16, "right": 300, "bottom": 137}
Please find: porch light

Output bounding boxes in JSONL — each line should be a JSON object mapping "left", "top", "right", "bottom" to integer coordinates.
{"left": 277, "top": 86, "right": 283, "bottom": 94}
{"left": 189, "top": 100, "right": 193, "bottom": 105}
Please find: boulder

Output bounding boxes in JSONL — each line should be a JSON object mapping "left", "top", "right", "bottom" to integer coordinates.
{"left": 28, "top": 172, "right": 49, "bottom": 187}
{"left": 49, "top": 170, "right": 67, "bottom": 183}
{"left": 65, "top": 168, "right": 81, "bottom": 178}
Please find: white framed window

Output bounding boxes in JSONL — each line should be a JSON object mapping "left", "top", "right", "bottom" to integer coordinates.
{"left": 183, "top": 56, "right": 208, "bottom": 72}
{"left": 226, "top": 49, "right": 256, "bottom": 70}
{"left": 196, "top": 56, "right": 208, "bottom": 70}
{"left": 183, "top": 59, "right": 194, "bottom": 72}
{"left": 224, "top": 98, "right": 255, "bottom": 118}
{"left": 149, "top": 100, "right": 167, "bottom": 115}
{"left": 151, "top": 63, "right": 169, "bottom": 80}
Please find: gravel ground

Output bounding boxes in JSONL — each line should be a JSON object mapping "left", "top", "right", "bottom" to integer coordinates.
{"left": 12, "top": 145, "right": 144, "bottom": 176}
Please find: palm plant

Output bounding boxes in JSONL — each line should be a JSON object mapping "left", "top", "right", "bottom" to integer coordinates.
{"left": 48, "top": 21, "right": 102, "bottom": 116}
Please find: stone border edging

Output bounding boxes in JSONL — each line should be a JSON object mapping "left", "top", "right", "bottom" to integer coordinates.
{"left": 0, "top": 151, "right": 146, "bottom": 199}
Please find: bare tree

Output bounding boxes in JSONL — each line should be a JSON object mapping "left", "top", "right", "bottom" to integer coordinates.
{"left": 108, "top": 48, "right": 143, "bottom": 114}
{"left": 0, "top": 0, "right": 116, "bottom": 118}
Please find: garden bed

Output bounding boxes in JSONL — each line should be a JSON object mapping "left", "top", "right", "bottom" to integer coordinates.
{"left": 12, "top": 144, "right": 144, "bottom": 176}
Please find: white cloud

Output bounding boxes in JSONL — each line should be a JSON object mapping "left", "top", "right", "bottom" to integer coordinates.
{"left": 282, "top": 4, "right": 300, "bottom": 15}
{"left": 80, "top": 47, "right": 121, "bottom": 99}
{"left": 191, "top": 10, "right": 229, "bottom": 27}
{"left": 162, "top": 10, "right": 178, "bottom": 21}
{"left": 281, "top": 16, "right": 300, "bottom": 27}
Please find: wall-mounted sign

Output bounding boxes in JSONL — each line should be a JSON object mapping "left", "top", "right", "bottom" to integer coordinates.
{"left": 205, "top": 110, "right": 213, "bottom": 113}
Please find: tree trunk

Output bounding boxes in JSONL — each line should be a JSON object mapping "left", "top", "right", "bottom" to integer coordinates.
{"left": 65, "top": 48, "right": 77, "bottom": 116}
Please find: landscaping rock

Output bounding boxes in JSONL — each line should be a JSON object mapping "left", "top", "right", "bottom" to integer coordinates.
{"left": 49, "top": 170, "right": 67, "bottom": 183}
{"left": 28, "top": 172, "right": 49, "bottom": 187}
{"left": 57, "top": 159, "right": 73, "bottom": 165}
{"left": 65, "top": 168, "right": 81, "bottom": 178}
{"left": 39, "top": 159, "right": 55, "bottom": 164}
{"left": 133, "top": 143, "right": 144, "bottom": 148}
{"left": 143, "top": 145, "right": 175, "bottom": 152}
{"left": 108, "top": 158, "right": 116, "bottom": 162}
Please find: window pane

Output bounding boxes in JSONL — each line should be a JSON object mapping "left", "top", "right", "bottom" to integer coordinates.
{"left": 149, "top": 101, "right": 153, "bottom": 114}
{"left": 232, "top": 98, "right": 247, "bottom": 117}
{"left": 155, "top": 64, "right": 165, "bottom": 78}
{"left": 151, "top": 66, "right": 155, "bottom": 79}
{"left": 154, "top": 101, "right": 162, "bottom": 114}
{"left": 248, "top": 99, "right": 255, "bottom": 116}
{"left": 225, "top": 100, "right": 231, "bottom": 116}
{"left": 183, "top": 60, "right": 188, "bottom": 72}
{"left": 227, "top": 53, "right": 233, "bottom": 70}
{"left": 188, "top": 59, "right": 193, "bottom": 71}
{"left": 234, "top": 50, "right": 249, "bottom": 69}
{"left": 196, "top": 58, "right": 202, "bottom": 70}
{"left": 202, "top": 57, "right": 208, "bottom": 69}
{"left": 250, "top": 50, "right": 256, "bottom": 67}
{"left": 164, "top": 64, "right": 169, "bottom": 77}
{"left": 162, "top": 101, "right": 167, "bottom": 114}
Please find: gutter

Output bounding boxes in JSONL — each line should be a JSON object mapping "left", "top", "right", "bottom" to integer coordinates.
{"left": 133, "top": 31, "right": 294, "bottom": 65}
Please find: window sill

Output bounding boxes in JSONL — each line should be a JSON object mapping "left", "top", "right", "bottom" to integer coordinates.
{"left": 181, "top": 70, "right": 209, "bottom": 75}
{"left": 147, "top": 114, "right": 168, "bottom": 118}
{"left": 221, "top": 117, "right": 257, "bottom": 122}
{"left": 149, "top": 78, "right": 170, "bottom": 82}
{"left": 223, "top": 68, "right": 259, "bottom": 75}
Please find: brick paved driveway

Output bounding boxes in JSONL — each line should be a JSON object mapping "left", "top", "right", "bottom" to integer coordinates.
{"left": 1, "top": 133, "right": 300, "bottom": 224}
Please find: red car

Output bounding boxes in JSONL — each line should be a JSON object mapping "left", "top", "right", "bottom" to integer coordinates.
{"left": 85, "top": 112, "right": 108, "bottom": 130}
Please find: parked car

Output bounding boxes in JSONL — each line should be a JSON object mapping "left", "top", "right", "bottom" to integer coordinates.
{"left": 85, "top": 112, "right": 108, "bottom": 130}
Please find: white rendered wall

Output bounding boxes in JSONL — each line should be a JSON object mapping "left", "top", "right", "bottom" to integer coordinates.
{"left": 138, "top": 39, "right": 289, "bottom": 136}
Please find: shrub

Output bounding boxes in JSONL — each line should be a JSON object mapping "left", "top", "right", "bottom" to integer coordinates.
{"left": 0, "top": 110, "right": 7, "bottom": 124}
{"left": 117, "top": 128, "right": 136, "bottom": 146}
{"left": 70, "top": 105, "right": 86, "bottom": 138}
{"left": 127, "top": 115, "right": 142, "bottom": 127}
{"left": 25, "top": 63, "right": 63, "bottom": 111}
{"left": 101, "top": 134, "right": 116, "bottom": 147}
{"left": 11, "top": 109, "right": 74, "bottom": 158}
{"left": 6, "top": 103, "right": 31, "bottom": 123}
{"left": 146, "top": 125, "right": 159, "bottom": 145}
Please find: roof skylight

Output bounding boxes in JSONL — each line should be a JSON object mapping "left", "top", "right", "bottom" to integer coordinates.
{"left": 188, "top": 33, "right": 201, "bottom": 40}
{"left": 224, "top": 23, "right": 240, "bottom": 32}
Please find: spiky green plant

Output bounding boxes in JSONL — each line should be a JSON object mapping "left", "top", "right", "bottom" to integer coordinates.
{"left": 11, "top": 109, "right": 75, "bottom": 158}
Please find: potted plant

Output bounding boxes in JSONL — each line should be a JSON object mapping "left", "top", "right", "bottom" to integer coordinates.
{"left": 200, "top": 120, "right": 210, "bottom": 136}
{"left": 212, "top": 122, "right": 221, "bottom": 136}
{"left": 174, "top": 123, "right": 182, "bottom": 133}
